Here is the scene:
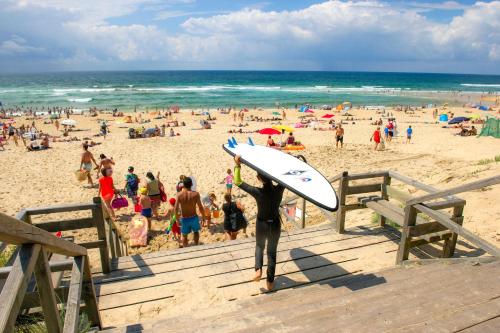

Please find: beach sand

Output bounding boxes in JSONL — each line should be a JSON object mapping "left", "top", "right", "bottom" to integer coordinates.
{"left": 1, "top": 107, "right": 500, "bottom": 270}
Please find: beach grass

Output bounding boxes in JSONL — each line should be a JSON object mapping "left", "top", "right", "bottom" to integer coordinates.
{"left": 371, "top": 213, "right": 401, "bottom": 229}
{"left": 0, "top": 245, "right": 15, "bottom": 267}
{"left": 15, "top": 303, "right": 91, "bottom": 333}
{"left": 477, "top": 155, "right": 500, "bottom": 165}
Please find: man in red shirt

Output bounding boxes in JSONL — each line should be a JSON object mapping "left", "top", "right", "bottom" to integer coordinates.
{"left": 371, "top": 126, "right": 382, "bottom": 151}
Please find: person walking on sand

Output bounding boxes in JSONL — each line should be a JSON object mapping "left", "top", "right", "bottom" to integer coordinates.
{"left": 371, "top": 126, "right": 382, "bottom": 151}
{"left": 406, "top": 125, "right": 413, "bottom": 144}
{"left": 174, "top": 177, "right": 205, "bottom": 247}
{"left": 222, "top": 193, "right": 247, "bottom": 241}
{"left": 124, "top": 166, "right": 140, "bottom": 205}
{"left": 145, "top": 172, "right": 162, "bottom": 220}
{"left": 80, "top": 144, "right": 98, "bottom": 187}
{"left": 224, "top": 168, "right": 234, "bottom": 195}
{"left": 96, "top": 154, "right": 115, "bottom": 179}
{"left": 335, "top": 124, "right": 344, "bottom": 149}
{"left": 139, "top": 187, "right": 152, "bottom": 229}
{"left": 233, "top": 155, "right": 284, "bottom": 291}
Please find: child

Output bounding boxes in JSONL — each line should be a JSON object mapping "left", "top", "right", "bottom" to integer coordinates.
{"left": 224, "top": 169, "right": 233, "bottom": 195}
{"left": 139, "top": 187, "right": 152, "bottom": 229}
{"left": 201, "top": 192, "right": 219, "bottom": 228}
{"left": 124, "top": 166, "right": 140, "bottom": 205}
{"left": 165, "top": 198, "right": 182, "bottom": 246}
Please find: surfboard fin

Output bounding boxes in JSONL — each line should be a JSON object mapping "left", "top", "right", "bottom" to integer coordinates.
{"left": 227, "top": 138, "right": 235, "bottom": 148}
{"left": 231, "top": 137, "right": 237, "bottom": 146}
{"left": 248, "top": 137, "right": 255, "bottom": 146}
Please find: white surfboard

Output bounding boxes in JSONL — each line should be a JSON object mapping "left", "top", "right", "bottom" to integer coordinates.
{"left": 223, "top": 138, "right": 338, "bottom": 212}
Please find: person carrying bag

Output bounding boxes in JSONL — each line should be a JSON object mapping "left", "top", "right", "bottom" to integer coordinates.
{"left": 223, "top": 193, "right": 247, "bottom": 241}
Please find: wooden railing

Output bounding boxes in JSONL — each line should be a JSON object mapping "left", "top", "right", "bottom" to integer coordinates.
{"left": 10, "top": 197, "right": 128, "bottom": 274}
{"left": 332, "top": 170, "right": 500, "bottom": 264}
{"left": 0, "top": 212, "right": 101, "bottom": 332}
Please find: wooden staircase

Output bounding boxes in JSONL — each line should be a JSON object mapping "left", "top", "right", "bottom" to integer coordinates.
{"left": 99, "top": 258, "right": 500, "bottom": 332}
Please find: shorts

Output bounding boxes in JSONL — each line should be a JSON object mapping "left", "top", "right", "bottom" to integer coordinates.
{"left": 141, "top": 208, "right": 152, "bottom": 218}
{"left": 82, "top": 162, "right": 92, "bottom": 172}
{"left": 388, "top": 131, "right": 394, "bottom": 137}
{"left": 407, "top": 135, "right": 412, "bottom": 139}
{"left": 226, "top": 183, "right": 233, "bottom": 189}
{"left": 336, "top": 135, "right": 343, "bottom": 143}
{"left": 181, "top": 215, "right": 201, "bottom": 235}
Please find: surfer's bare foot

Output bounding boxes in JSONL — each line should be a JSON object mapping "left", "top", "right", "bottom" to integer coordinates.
{"left": 253, "top": 269, "right": 262, "bottom": 282}
{"left": 266, "top": 281, "right": 274, "bottom": 291}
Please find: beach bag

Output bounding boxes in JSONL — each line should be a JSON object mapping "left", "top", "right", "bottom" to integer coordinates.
{"left": 111, "top": 194, "right": 129, "bottom": 209}
{"left": 160, "top": 187, "right": 167, "bottom": 203}
{"left": 134, "top": 201, "right": 142, "bottom": 213}
{"left": 75, "top": 170, "right": 88, "bottom": 182}
{"left": 229, "top": 203, "right": 247, "bottom": 231}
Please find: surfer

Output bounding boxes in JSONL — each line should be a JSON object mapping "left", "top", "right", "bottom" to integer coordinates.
{"left": 174, "top": 177, "right": 205, "bottom": 247}
{"left": 233, "top": 155, "right": 285, "bottom": 291}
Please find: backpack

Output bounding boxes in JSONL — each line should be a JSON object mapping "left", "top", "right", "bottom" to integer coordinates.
{"left": 229, "top": 202, "right": 247, "bottom": 231}
{"left": 126, "top": 175, "right": 139, "bottom": 192}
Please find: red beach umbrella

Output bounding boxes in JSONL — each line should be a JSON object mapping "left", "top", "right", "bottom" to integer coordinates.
{"left": 321, "top": 114, "right": 334, "bottom": 119}
{"left": 258, "top": 128, "right": 281, "bottom": 135}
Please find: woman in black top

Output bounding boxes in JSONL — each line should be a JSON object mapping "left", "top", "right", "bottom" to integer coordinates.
{"left": 233, "top": 155, "right": 285, "bottom": 291}
{"left": 222, "top": 193, "right": 246, "bottom": 240}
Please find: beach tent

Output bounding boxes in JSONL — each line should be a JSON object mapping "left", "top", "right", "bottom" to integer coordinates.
{"left": 439, "top": 114, "right": 449, "bottom": 122}
{"left": 479, "top": 117, "right": 500, "bottom": 138}
{"left": 448, "top": 116, "right": 470, "bottom": 125}
{"left": 336, "top": 104, "right": 343, "bottom": 111}
{"left": 299, "top": 106, "right": 308, "bottom": 112}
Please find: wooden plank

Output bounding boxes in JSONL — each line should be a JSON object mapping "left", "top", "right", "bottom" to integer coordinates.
{"left": 21, "top": 286, "right": 68, "bottom": 310}
{"left": 0, "top": 259, "right": 73, "bottom": 280}
{"left": 409, "top": 231, "right": 452, "bottom": 247}
{"left": 23, "top": 203, "right": 96, "bottom": 216}
{"left": 443, "top": 205, "right": 464, "bottom": 258}
{"left": 346, "top": 183, "right": 382, "bottom": 195}
{"left": 407, "top": 175, "right": 500, "bottom": 206}
{"left": 396, "top": 206, "right": 417, "bottom": 264}
{"left": 33, "top": 249, "right": 62, "bottom": 333}
{"left": 363, "top": 201, "right": 404, "bottom": 226}
{"left": 408, "top": 221, "right": 448, "bottom": 237}
{"left": 15, "top": 209, "right": 29, "bottom": 222}
{"left": 345, "top": 171, "right": 387, "bottom": 181}
{"left": 81, "top": 255, "right": 102, "bottom": 329}
{"left": 34, "top": 218, "right": 95, "bottom": 233}
{"left": 0, "top": 212, "right": 87, "bottom": 257}
{"left": 79, "top": 239, "right": 107, "bottom": 249}
{"left": 63, "top": 256, "right": 85, "bottom": 333}
{"left": 91, "top": 197, "right": 111, "bottom": 274}
{"left": 415, "top": 204, "right": 500, "bottom": 257}
{"left": 460, "top": 313, "right": 500, "bottom": 333}
{"left": 335, "top": 172, "right": 349, "bottom": 233}
{"left": 426, "top": 198, "right": 466, "bottom": 210}
{"left": 0, "top": 244, "right": 41, "bottom": 333}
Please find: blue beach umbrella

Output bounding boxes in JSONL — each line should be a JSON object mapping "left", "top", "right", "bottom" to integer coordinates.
{"left": 448, "top": 116, "right": 470, "bottom": 125}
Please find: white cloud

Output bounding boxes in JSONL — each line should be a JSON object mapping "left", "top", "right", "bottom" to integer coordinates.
{"left": 0, "top": 0, "right": 499, "bottom": 73}
{"left": 0, "top": 35, "right": 44, "bottom": 55}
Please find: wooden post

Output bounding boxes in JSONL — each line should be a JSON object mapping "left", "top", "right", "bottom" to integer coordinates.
{"left": 0, "top": 244, "right": 41, "bottom": 333}
{"left": 34, "top": 248, "right": 62, "bottom": 333}
{"left": 108, "top": 225, "right": 116, "bottom": 259}
{"left": 396, "top": 205, "right": 417, "bottom": 264}
{"left": 91, "top": 197, "right": 111, "bottom": 274}
{"left": 335, "top": 171, "right": 349, "bottom": 234}
{"left": 443, "top": 205, "right": 464, "bottom": 258}
{"left": 63, "top": 256, "right": 84, "bottom": 333}
{"left": 380, "top": 174, "right": 391, "bottom": 227}
{"left": 301, "top": 198, "right": 306, "bottom": 229}
{"left": 81, "top": 255, "right": 102, "bottom": 329}
{"left": 114, "top": 228, "right": 122, "bottom": 257}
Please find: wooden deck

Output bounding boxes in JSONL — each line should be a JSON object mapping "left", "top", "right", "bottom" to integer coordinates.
{"left": 92, "top": 224, "right": 491, "bottom": 330}
{"left": 100, "top": 258, "right": 500, "bottom": 332}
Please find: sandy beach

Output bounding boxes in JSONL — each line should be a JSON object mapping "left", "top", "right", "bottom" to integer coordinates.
{"left": 1, "top": 106, "right": 500, "bottom": 270}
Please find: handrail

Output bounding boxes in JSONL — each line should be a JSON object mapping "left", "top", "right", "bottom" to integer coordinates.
{"left": 0, "top": 212, "right": 86, "bottom": 257}
{"left": 0, "top": 213, "right": 102, "bottom": 332}
{"left": 406, "top": 175, "right": 500, "bottom": 206}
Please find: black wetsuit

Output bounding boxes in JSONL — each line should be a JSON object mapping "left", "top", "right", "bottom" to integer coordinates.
{"left": 239, "top": 181, "right": 285, "bottom": 283}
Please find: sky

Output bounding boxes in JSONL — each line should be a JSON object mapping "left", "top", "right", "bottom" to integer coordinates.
{"left": 0, "top": 0, "right": 499, "bottom": 74}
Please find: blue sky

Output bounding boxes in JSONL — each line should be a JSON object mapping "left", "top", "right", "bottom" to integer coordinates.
{"left": 0, "top": 0, "right": 499, "bottom": 74}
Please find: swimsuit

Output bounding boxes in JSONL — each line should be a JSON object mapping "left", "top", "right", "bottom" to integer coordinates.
{"left": 82, "top": 162, "right": 92, "bottom": 172}
{"left": 181, "top": 215, "right": 201, "bottom": 234}
{"left": 141, "top": 208, "right": 152, "bottom": 218}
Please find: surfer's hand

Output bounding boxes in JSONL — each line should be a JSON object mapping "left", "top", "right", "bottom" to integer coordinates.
{"left": 234, "top": 155, "right": 241, "bottom": 166}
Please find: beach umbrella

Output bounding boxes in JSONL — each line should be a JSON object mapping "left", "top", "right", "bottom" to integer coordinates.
{"left": 272, "top": 125, "right": 294, "bottom": 133}
{"left": 321, "top": 114, "right": 334, "bottom": 119}
{"left": 272, "top": 111, "right": 280, "bottom": 116}
{"left": 61, "top": 119, "right": 77, "bottom": 126}
{"left": 448, "top": 116, "right": 470, "bottom": 125}
{"left": 305, "top": 109, "right": 314, "bottom": 113}
{"left": 258, "top": 128, "right": 281, "bottom": 135}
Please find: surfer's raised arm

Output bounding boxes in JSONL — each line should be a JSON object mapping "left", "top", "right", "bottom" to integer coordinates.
{"left": 233, "top": 155, "right": 260, "bottom": 198}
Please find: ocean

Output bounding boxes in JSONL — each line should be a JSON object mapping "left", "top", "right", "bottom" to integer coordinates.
{"left": 0, "top": 71, "right": 499, "bottom": 110}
